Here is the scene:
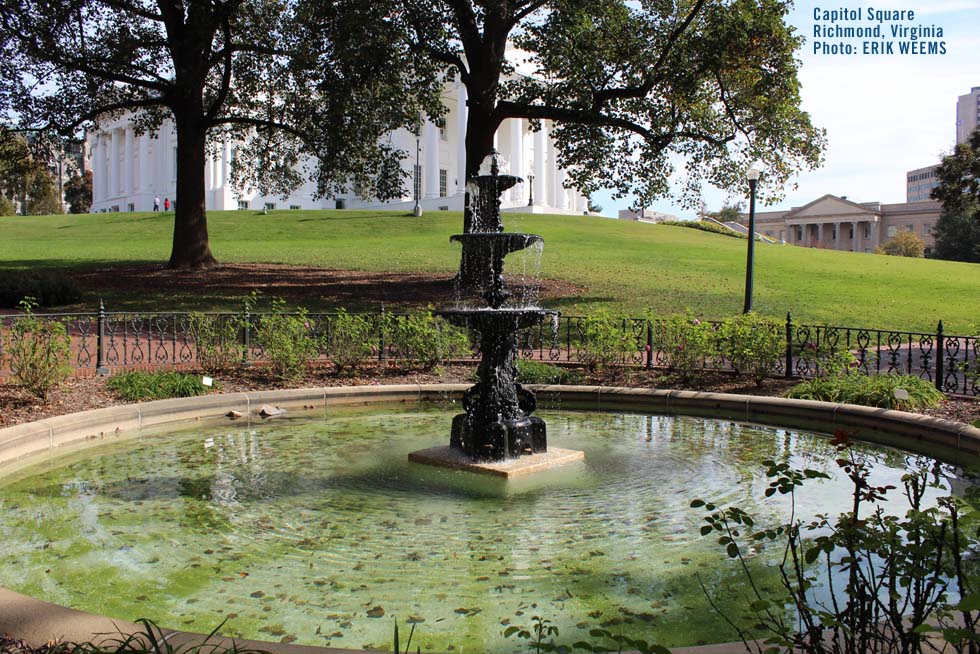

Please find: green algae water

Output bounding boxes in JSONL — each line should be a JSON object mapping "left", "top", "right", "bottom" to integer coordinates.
{"left": 0, "top": 405, "right": 929, "bottom": 651}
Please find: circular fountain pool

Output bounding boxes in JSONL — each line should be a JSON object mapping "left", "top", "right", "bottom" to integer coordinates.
{"left": 0, "top": 401, "right": 955, "bottom": 653}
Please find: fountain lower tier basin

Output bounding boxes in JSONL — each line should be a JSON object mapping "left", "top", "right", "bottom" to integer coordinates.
{"left": 437, "top": 306, "right": 558, "bottom": 331}
{"left": 1, "top": 396, "right": 975, "bottom": 654}
{"left": 450, "top": 232, "right": 543, "bottom": 257}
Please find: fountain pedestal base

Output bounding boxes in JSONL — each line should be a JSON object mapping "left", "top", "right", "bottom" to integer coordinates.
{"left": 408, "top": 445, "right": 584, "bottom": 478}
{"left": 450, "top": 413, "right": 547, "bottom": 461}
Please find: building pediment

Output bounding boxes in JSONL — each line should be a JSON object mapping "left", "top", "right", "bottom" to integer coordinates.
{"left": 783, "top": 194, "right": 879, "bottom": 224}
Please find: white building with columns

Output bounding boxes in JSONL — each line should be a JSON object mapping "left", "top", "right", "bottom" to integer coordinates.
{"left": 87, "top": 80, "right": 590, "bottom": 215}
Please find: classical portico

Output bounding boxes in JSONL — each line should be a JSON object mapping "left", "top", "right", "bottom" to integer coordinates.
{"left": 87, "top": 80, "right": 590, "bottom": 215}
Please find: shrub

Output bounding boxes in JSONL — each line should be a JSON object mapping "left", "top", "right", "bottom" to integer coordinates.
{"left": 577, "top": 310, "right": 637, "bottom": 371}
{"left": 324, "top": 308, "right": 374, "bottom": 373}
{"left": 654, "top": 312, "right": 717, "bottom": 384}
{"left": 786, "top": 372, "right": 943, "bottom": 410}
{"left": 188, "top": 312, "right": 242, "bottom": 374}
{"left": 716, "top": 313, "right": 784, "bottom": 386}
{"left": 107, "top": 370, "right": 213, "bottom": 402}
{"left": 0, "top": 271, "right": 82, "bottom": 308}
{"left": 661, "top": 219, "right": 747, "bottom": 239}
{"left": 6, "top": 298, "right": 73, "bottom": 399}
{"left": 516, "top": 359, "right": 582, "bottom": 385}
{"left": 384, "top": 310, "right": 470, "bottom": 370}
{"left": 256, "top": 299, "right": 320, "bottom": 382}
{"left": 693, "top": 437, "right": 979, "bottom": 654}
{"left": 876, "top": 230, "right": 925, "bottom": 257}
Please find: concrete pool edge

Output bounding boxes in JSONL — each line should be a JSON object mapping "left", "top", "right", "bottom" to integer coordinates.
{"left": 1, "top": 384, "right": 978, "bottom": 653}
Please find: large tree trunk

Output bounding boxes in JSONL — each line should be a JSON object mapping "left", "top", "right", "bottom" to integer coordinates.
{"left": 462, "top": 84, "right": 499, "bottom": 234}
{"left": 167, "top": 112, "right": 217, "bottom": 269}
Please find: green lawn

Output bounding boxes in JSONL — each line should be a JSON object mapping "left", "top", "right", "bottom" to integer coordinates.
{"left": 1, "top": 208, "right": 978, "bottom": 333}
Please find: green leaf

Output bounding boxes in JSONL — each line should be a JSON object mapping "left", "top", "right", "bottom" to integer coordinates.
{"left": 504, "top": 626, "right": 521, "bottom": 638}
{"left": 726, "top": 542, "right": 739, "bottom": 558}
{"left": 749, "top": 599, "right": 771, "bottom": 611}
{"left": 956, "top": 593, "right": 980, "bottom": 612}
{"left": 804, "top": 547, "right": 821, "bottom": 564}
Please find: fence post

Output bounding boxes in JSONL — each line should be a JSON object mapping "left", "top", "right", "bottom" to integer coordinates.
{"left": 935, "top": 320, "right": 944, "bottom": 392}
{"left": 96, "top": 299, "right": 109, "bottom": 376}
{"left": 784, "top": 311, "right": 793, "bottom": 379}
{"left": 378, "top": 304, "right": 386, "bottom": 362}
{"left": 241, "top": 300, "right": 251, "bottom": 366}
{"left": 645, "top": 319, "right": 653, "bottom": 370}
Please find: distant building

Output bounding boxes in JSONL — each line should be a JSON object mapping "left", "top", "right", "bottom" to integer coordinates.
{"left": 617, "top": 208, "right": 677, "bottom": 222}
{"left": 739, "top": 194, "right": 940, "bottom": 253}
{"left": 86, "top": 80, "right": 588, "bottom": 215}
{"left": 906, "top": 164, "right": 939, "bottom": 203}
{"left": 956, "top": 85, "right": 980, "bottom": 144}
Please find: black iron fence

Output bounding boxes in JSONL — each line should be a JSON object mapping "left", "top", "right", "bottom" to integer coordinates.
{"left": 1, "top": 306, "right": 977, "bottom": 397}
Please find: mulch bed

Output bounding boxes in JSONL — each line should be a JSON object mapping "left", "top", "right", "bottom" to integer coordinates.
{"left": 67, "top": 263, "right": 586, "bottom": 310}
{"left": 2, "top": 365, "right": 978, "bottom": 431}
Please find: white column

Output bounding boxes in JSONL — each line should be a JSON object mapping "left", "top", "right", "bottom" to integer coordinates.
{"left": 509, "top": 118, "right": 524, "bottom": 203}
{"left": 533, "top": 124, "right": 546, "bottom": 206}
{"left": 424, "top": 118, "right": 439, "bottom": 198}
{"left": 556, "top": 168, "right": 567, "bottom": 210}
{"left": 109, "top": 129, "right": 120, "bottom": 199}
{"left": 456, "top": 84, "right": 467, "bottom": 192}
{"left": 123, "top": 126, "right": 134, "bottom": 199}
{"left": 139, "top": 132, "right": 150, "bottom": 193}
{"left": 89, "top": 136, "right": 101, "bottom": 205}
{"left": 544, "top": 121, "right": 557, "bottom": 207}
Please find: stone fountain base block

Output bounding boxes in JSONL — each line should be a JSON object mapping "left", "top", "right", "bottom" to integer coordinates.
{"left": 408, "top": 446, "right": 585, "bottom": 478}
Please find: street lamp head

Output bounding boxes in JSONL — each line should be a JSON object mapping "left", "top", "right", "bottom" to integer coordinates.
{"left": 747, "top": 165, "right": 762, "bottom": 182}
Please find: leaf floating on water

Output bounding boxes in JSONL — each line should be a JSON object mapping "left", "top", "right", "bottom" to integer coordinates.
{"left": 250, "top": 591, "right": 265, "bottom": 598}
{"left": 280, "top": 635, "right": 297, "bottom": 644}
{"left": 366, "top": 605, "right": 385, "bottom": 618}
{"left": 407, "top": 615, "right": 425, "bottom": 624}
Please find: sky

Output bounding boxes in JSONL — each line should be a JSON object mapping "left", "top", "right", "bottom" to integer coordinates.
{"left": 592, "top": 0, "right": 980, "bottom": 219}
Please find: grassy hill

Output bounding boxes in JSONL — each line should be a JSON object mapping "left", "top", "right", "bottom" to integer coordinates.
{"left": 1, "top": 209, "right": 977, "bottom": 333}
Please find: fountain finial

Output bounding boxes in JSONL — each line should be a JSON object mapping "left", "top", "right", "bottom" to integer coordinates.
{"left": 489, "top": 149, "right": 500, "bottom": 177}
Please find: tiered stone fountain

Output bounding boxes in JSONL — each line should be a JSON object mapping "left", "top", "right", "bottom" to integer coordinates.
{"left": 409, "top": 152, "right": 583, "bottom": 475}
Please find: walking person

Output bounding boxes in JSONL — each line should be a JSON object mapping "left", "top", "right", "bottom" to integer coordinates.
{"left": 153, "top": 195, "right": 160, "bottom": 211}
{"left": 164, "top": 197, "right": 170, "bottom": 211}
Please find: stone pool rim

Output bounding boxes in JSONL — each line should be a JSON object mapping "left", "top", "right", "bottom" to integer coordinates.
{"left": 1, "top": 383, "right": 978, "bottom": 654}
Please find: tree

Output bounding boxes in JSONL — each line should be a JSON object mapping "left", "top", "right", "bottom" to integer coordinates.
{"left": 710, "top": 204, "right": 743, "bottom": 224}
{"left": 931, "top": 126, "right": 980, "bottom": 216}
{"left": 876, "top": 230, "right": 925, "bottom": 258}
{"left": 64, "top": 170, "right": 93, "bottom": 214}
{"left": 404, "top": 0, "right": 825, "bottom": 233}
{"left": 931, "top": 206, "right": 980, "bottom": 263}
{"left": 0, "top": 127, "right": 60, "bottom": 214}
{"left": 0, "top": 0, "right": 442, "bottom": 268}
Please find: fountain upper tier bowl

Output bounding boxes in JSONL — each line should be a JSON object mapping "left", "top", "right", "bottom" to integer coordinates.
{"left": 450, "top": 232, "right": 543, "bottom": 257}
{"left": 437, "top": 306, "right": 558, "bottom": 331}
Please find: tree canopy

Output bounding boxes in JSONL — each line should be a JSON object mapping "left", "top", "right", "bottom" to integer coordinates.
{"left": 931, "top": 126, "right": 980, "bottom": 216}
{"left": 405, "top": 0, "right": 825, "bottom": 225}
{"left": 0, "top": 0, "right": 443, "bottom": 267}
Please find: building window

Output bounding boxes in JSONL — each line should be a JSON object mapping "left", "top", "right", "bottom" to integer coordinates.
{"left": 290, "top": 204, "right": 301, "bottom": 210}
{"left": 127, "top": 203, "right": 135, "bottom": 212}
{"left": 439, "top": 124, "right": 448, "bottom": 141}
{"left": 264, "top": 202, "right": 276, "bottom": 211}
{"left": 439, "top": 169, "right": 448, "bottom": 197}
{"left": 237, "top": 200, "right": 249, "bottom": 210}
{"left": 848, "top": 225, "right": 854, "bottom": 239}
{"left": 887, "top": 226, "right": 897, "bottom": 237}
{"left": 864, "top": 225, "right": 871, "bottom": 238}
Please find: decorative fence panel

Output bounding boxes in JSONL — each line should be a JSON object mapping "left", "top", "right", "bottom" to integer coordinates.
{"left": 0, "top": 308, "right": 977, "bottom": 397}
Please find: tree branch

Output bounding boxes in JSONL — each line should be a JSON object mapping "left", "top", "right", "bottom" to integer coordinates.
{"left": 589, "top": 0, "right": 709, "bottom": 113}
{"left": 65, "top": 96, "right": 165, "bottom": 130}
{"left": 102, "top": 0, "right": 164, "bottom": 23}
{"left": 207, "top": 16, "right": 234, "bottom": 120}
{"left": 205, "top": 114, "right": 307, "bottom": 140}
{"left": 508, "top": 0, "right": 548, "bottom": 31}
{"left": 715, "top": 71, "right": 752, "bottom": 140}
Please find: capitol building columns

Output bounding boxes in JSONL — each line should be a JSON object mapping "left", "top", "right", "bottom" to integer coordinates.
{"left": 87, "top": 85, "right": 591, "bottom": 215}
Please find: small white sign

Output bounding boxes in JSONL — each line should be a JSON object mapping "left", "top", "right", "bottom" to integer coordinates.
{"left": 202, "top": 376, "right": 214, "bottom": 387}
{"left": 893, "top": 388, "right": 909, "bottom": 401}
{"left": 204, "top": 437, "right": 214, "bottom": 449}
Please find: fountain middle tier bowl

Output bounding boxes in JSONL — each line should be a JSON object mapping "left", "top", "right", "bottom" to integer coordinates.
{"left": 450, "top": 232, "right": 544, "bottom": 258}
{"left": 437, "top": 306, "right": 558, "bottom": 331}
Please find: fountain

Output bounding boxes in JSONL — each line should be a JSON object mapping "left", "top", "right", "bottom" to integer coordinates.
{"left": 408, "top": 152, "right": 581, "bottom": 472}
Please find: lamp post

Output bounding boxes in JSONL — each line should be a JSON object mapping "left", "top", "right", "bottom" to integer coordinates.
{"left": 527, "top": 173, "right": 534, "bottom": 206}
{"left": 743, "top": 165, "right": 761, "bottom": 314}
{"left": 413, "top": 133, "right": 422, "bottom": 217}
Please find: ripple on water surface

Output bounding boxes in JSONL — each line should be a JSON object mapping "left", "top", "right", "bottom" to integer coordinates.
{"left": 0, "top": 405, "right": 939, "bottom": 652}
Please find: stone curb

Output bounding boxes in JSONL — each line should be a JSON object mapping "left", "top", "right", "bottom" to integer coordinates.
{"left": 2, "top": 384, "right": 978, "bottom": 654}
